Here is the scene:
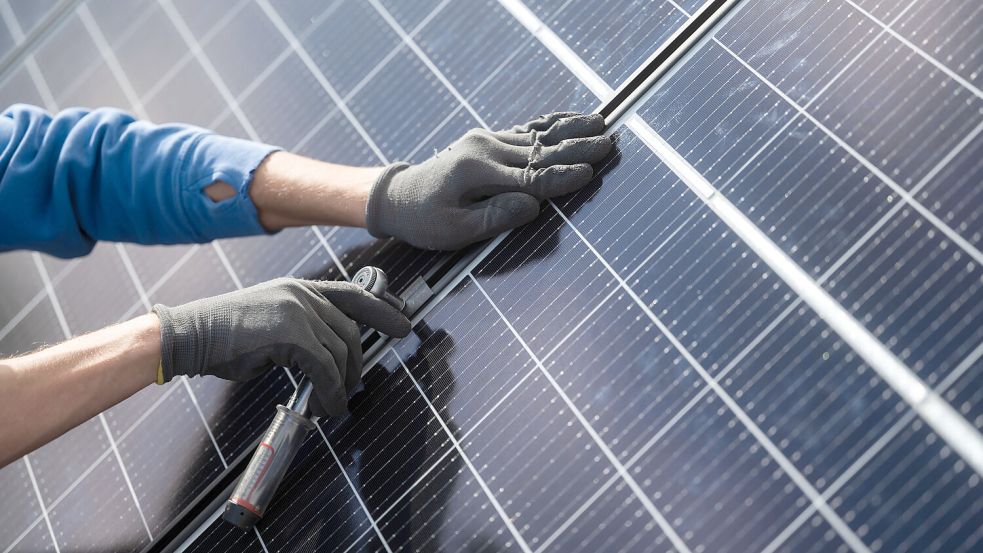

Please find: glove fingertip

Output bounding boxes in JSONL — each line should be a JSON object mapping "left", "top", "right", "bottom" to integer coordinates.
{"left": 372, "top": 305, "right": 411, "bottom": 339}
{"left": 582, "top": 113, "right": 606, "bottom": 135}
{"left": 595, "top": 134, "right": 616, "bottom": 155}
{"left": 572, "top": 162, "right": 595, "bottom": 180}
{"left": 388, "top": 316, "right": 412, "bottom": 339}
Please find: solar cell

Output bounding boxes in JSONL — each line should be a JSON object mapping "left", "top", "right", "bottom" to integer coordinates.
{"left": 6, "top": 0, "right": 60, "bottom": 37}
{"left": 0, "top": 459, "right": 45, "bottom": 551}
{"left": 0, "top": 0, "right": 980, "bottom": 551}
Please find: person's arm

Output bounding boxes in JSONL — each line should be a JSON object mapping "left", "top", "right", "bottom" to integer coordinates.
{"left": 0, "top": 278, "right": 410, "bottom": 468}
{"left": 249, "top": 111, "right": 614, "bottom": 250}
{"left": 0, "top": 107, "right": 610, "bottom": 256}
{"left": 0, "top": 315, "right": 159, "bottom": 465}
{"left": 233, "top": 152, "right": 382, "bottom": 230}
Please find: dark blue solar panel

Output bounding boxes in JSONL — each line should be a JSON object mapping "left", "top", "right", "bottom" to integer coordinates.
{"left": 632, "top": 392, "right": 809, "bottom": 552}
{"left": 254, "top": 434, "right": 374, "bottom": 551}
{"left": 183, "top": 516, "right": 266, "bottom": 553}
{"left": 347, "top": 45, "right": 462, "bottom": 161}
{"left": 0, "top": 461, "right": 45, "bottom": 552}
{"left": 474, "top": 209, "right": 617, "bottom": 357}
{"left": 544, "top": 0, "right": 689, "bottom": 86}
{"left": 47, "top": 455, "right": 150, "bottom": 551}
{"left": 415, "top": 0, "right": 533, "bottom": 99}
{"left": 1, "top": 0, "right": 980, "bottom": 551}
{"left": 831, "top": 417, "right": 983, "bottom": 552}
{"left": 294, "top": 0, "right": 402, "bottom": 98}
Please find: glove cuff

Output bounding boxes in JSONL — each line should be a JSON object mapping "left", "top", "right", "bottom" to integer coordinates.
{"left": 365, "top": 162, "right": 410, "bottom": 240}
{"left": 152, "top": 304, "right": 200, "bottom": 382}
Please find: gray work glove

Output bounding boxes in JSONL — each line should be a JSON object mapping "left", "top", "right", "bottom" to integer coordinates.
{"left": 366, "top": 112, "right": 613, "bottom": 250}
{"left": 152, "top": 278, "right": 411, "bottom": 417}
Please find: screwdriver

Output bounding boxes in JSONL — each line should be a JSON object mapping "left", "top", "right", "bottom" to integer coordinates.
{"left": 223, "top": 266, "right": 411, "bottom": 529}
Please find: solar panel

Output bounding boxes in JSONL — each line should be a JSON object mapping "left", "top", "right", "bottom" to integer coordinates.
{"left": 0, "top": 0, "right": 980, "bottom": 552}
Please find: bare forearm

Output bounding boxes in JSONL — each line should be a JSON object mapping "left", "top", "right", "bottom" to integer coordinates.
{"left": 246, "top": 151, "right": 383, "bottom": 231}
{"left": 0, "top": 314, "right": 160, "bottom": 466}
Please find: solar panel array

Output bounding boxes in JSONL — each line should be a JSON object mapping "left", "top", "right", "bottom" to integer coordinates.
{"left": 0, "top": 0, "right": 980, "bottom": 552}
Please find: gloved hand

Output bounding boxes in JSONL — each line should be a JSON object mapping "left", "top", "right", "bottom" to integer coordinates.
{"left": 366, "top": 112, "right": 613, "bottom": 250}
{"left": 152, "top": 278, "right": 411, "bottom": 417}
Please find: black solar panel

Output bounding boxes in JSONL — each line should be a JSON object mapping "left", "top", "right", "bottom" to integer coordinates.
{"left": 0, "top": 0, "right": 980, "bottom": 552}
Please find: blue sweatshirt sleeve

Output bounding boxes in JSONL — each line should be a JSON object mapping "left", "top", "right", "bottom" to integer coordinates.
{"left": 0, "top": 104, "right": 280, "bottom": 258}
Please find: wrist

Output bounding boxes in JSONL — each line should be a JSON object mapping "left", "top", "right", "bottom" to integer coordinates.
{"left": 249, "top": 151, "right": 383, "bottom": 230}
{"left": 365, "top": 162, "right": 410, "bottom": 239}
{"left": 135, "top": 313, "right": 163, "bottom": 386}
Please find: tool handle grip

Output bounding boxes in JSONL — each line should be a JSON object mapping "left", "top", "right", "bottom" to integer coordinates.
{"left": 223, "top": 405, "right": 314, "bottom": 528}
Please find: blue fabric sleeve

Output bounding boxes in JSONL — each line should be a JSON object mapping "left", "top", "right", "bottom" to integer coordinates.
{"left": 0, "top": 104, "right": 280, "bottom": 258}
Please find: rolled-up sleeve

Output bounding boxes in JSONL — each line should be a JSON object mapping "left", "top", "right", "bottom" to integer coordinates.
{"left": 0, "top": 104, "right": 279, "bottom": 258}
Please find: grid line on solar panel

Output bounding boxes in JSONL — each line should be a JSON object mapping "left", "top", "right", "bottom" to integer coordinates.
{"left": 761, "top": 410, "right": 920, "bottom": 553}
{"left": 389, "top": 348, "right": 534, "bottom": 552}
{"left": 382, "top": 279, "right": 673, "bottom": 551}
{"left": 240, "top": 436, "right": 373, "bottom": 550}
{"left": 844, "top": 0, "right": 983, "bottom": 101}
{"left": 156, "top": 1, "right": 259, "bottom": 144}
{"left": 644, "top": 1, "right": 952, "bottom": 198}
{"left": 545, "top": 194, "right": 873, "bottom": 549}
{"left": 7, "top": 434, "right": 115, "bottom": 551}
{"left": 19, "top": 457, "right": 58, "bottom": 553}
{"left": 624, "top": 1, "right": 976, "bottom": 436}
{"left": 304, "top": 425, "right": 391, "bottom": 552}
{"left": 500, "top": 0, "right": 983, "bottom": 544}
{"left": 629, "top": 68, "right": 978, "bottom": 414}
{"left": 250, "top": 0, "right": 388, "bottom": 162}
{"left": 305, "top": 353, "right": 467, "bottom": 552}
{"left": 0, "top": 258, "right": 76, "bottom": 345}
{"left": 512, "top": 0, "right": 980, "bottom": 444}
{"left": 695, "top": 0, "right": 983, "bottom": 262}
{"left": 366, "top": 0, "right": 487, "bottom": 129}
{"left": 466, "top": 273, "right": 693, "bottom": 552}
{"left": 144, "top": 0, "right": 253, "bottom": 113}
{"left": 708, "top": 37, "right": 983, "bottom": 267}
{"left": 276, "top": 3, "right": 932, "bottom": 548}
{"left": 632, "top": 106, "right": 974, "bottom": 520}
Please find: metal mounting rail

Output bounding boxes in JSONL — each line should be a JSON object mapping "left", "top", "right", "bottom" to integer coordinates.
{"left": 596, "top": 0, "right": 741, "bottom": 127}
{"left": 0, "top": 0, "right": 82, "bottom": 83}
